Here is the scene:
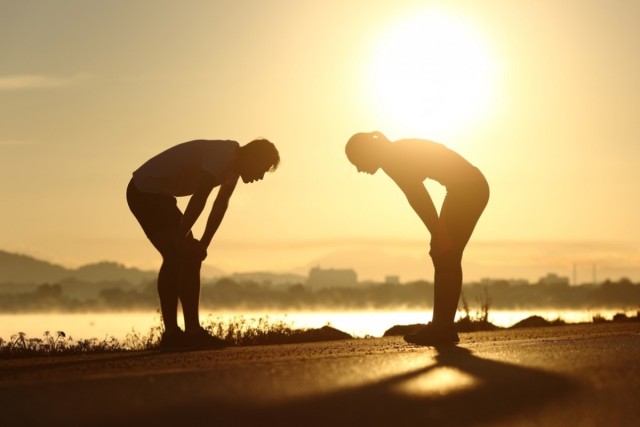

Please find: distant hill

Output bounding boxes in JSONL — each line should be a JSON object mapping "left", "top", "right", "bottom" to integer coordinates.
{"left": 0, "top": 250, "right": 157, "bottom": 285}
{"left": 0, "top": 250, "right": 230, "bottom": 288}
{"left": 72, "top": 261, "right": 155, "bottom": 284}
{"left": 0, "top": 250, "right": 69, "bottom": 283}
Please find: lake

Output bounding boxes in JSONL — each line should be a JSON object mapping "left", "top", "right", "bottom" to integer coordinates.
{"left": 0, "top": 308, "right": 631, "bottom": 342}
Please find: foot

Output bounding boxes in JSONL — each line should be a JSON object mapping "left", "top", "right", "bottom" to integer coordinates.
{"left": 184, "top": 327, "right": 231, "bottom": 350}
{"left": 403, "top": 323, "right": 460, "bottom": 346}
{"left": 159, "top": 327, "right": 188, "bottom": 350}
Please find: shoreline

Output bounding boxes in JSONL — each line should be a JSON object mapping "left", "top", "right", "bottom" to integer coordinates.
{"left": 2, "top": 307, "right": 637, "bottom": 338}
{"left": 2, "top": 310, "right": 638, "bottom": 359}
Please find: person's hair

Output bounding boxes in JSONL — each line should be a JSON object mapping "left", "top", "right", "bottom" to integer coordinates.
{"left": 345, "top": 131, "right": 387, "bottom": 163}
{"left": 345, "top": 133, "right": 368, "bottom": 160}
{"left": 244, "top": 138, "right": 280, "bottom": 171}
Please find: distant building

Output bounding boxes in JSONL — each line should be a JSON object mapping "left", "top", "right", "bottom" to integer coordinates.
{"left": 306, "top": 267, "right": 358, "bottom": 288}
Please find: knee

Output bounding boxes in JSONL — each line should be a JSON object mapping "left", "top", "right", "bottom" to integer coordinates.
{"left": 160, "top": 250, "right": 186, "bottom": 269}
{"left": 159, "top": 261, "right": 178, "bottom": 278}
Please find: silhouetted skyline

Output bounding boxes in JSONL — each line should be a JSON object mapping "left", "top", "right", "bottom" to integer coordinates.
{"left": 2, "top": 247, "right": 640, "bottom": 286}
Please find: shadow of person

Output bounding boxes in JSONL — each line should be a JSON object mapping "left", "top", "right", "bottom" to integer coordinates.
{"left": 209, "top": 346, "right": 579, "bottom": 427}
{"left": 133, "top": 345, "right": 581, "bottom": 427}
{"left": 424, "top": 345, "right": 578, "bottom": 424}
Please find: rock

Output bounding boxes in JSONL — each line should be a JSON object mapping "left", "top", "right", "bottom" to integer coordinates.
{"left": 294, "top": 325, "right": 353, "bottom": 343}
{"left": 383, "top": 324, "right": 427, "bottom": 337}
{"left": 510, "top": 315, "right": 550, "bottom": 329}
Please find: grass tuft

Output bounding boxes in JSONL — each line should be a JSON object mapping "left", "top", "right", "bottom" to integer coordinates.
{"left": 0, "top": 314, "right": 351, "bottom": 359}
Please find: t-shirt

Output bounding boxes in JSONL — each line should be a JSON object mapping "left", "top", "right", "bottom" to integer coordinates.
{"left": 132, "top": 140, "right": 239, "bottom": 196}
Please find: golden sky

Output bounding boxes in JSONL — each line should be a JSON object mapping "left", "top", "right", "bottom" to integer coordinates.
{"left": 2, "top": 0, "right": 639, "bottom": 282}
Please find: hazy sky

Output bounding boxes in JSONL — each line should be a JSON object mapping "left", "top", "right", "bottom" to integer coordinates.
{"left": 2, "top": 0, "right": 639, "bottom": 282}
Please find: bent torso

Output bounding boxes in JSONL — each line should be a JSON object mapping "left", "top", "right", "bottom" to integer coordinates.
{"left": 382, "top": 139, "right": 484, "bottom": 188}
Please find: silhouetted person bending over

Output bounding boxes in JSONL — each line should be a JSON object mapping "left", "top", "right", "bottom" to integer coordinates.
{"left": 127, "top": 138, "right": 279, "bottom": 350}
{"left": 346, "top": 131, "right": 489, "bottom": 346}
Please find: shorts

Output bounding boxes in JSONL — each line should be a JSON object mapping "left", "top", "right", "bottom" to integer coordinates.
{"left": 126, "top": 178, "right": 182, "bottom": 237}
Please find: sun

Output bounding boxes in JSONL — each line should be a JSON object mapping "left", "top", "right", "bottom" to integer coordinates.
{"left": 367, "top": 8, "right": 498, "bottom": 139}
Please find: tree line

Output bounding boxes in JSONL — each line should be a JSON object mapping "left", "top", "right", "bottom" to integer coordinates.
{"left": 1, "top": 276, "right": 639, "bottom": 313}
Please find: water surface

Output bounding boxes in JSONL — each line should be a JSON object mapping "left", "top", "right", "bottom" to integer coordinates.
{"left": 1, "top": 308, "right": 630, "bottom": 342}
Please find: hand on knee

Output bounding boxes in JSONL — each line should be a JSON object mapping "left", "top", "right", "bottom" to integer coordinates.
{"left": 177, "top": 237, "right": 207, "bottom": 262}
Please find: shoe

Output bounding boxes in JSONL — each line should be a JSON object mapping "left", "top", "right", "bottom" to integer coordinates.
{"left": 159, "top": 327, "right": 188, "bottom": 350}
{"left": 403, "top": 323, "right": 460, "bottom": 346}
{"left": 184, "top": 327, "right": 231, "bottom": 350}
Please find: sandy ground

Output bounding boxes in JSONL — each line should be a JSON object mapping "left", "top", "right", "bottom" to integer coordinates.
{"left": 1, "top": 322, "right": 639, "bottom": 427}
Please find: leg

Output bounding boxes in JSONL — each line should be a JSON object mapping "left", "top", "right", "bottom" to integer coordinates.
{"left": 405, "top": 178, "right": 489, "bottom": 346}
{"left": 147, "top": 228, "right": 183, "bottom": 331}
{"left": 150, "top": 231, "right": 220, "bottom": 348}
{"left": 150, "top": 231, "right": 204, "bottom": 332}
{"left": 431, "top": 250, "right": 464, "bottom": 328}
{"left": 179, "top": 246, "right": 203, "bottom": 332}
{"left": 405, "top": 251, "right": 463, "bottom": 346}
{"left": 431, "top": 180, "right": 489, "bottom": 328}
{"left": 127, "top": 180, "right": 184, "bottom": 331}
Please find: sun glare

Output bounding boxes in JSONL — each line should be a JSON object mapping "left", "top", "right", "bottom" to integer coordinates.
{"left": 367, "top": 8, "right": 498, "bottom": 138}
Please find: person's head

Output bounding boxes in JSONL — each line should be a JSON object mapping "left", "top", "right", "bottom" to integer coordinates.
{"left": 345, "top": 131, "right": 389, "bottom": 174}
{"left": 237, "top": 138, "right": 280, "bottom": 183}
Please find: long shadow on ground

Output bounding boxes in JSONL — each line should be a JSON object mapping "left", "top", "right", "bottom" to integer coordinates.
{"left": 178, "top": 346, "right": 579, "bottom": 426}
{"left": 1, "top": 345, "right": 580, "bottom": 427}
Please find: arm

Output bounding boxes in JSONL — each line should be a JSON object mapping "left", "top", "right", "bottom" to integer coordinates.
{"left": 177, "top": 170, "right": 217, "bottom": 241}
{"left": 391, "top": 175, "right": 453, "bottom": 255}
{"left": 200, "top": 174, "right": 239, "bottom": 248}
{"left": 392, "top": 177, "right": 439, "bottom": 235}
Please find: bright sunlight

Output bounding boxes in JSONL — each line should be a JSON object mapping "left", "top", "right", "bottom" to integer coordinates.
{"left": 367, "top": 8, "right": 498, "bottom": 138}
